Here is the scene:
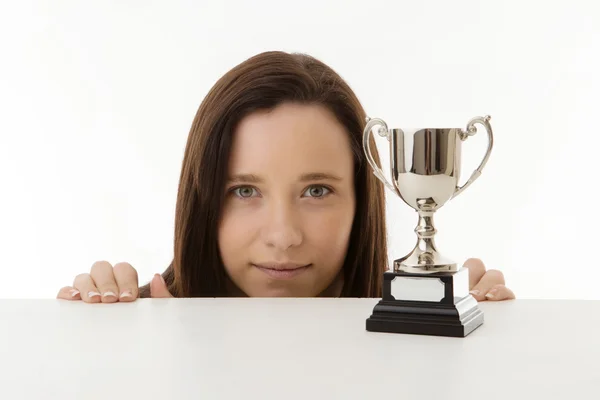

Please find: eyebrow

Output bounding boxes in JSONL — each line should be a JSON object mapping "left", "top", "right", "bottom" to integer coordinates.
{"left": 227, "top": 172, "right": 343, "bottom": 184}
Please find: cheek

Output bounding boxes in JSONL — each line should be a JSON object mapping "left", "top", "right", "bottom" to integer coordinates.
{"left": 304, "top": 204, "right": 354, "bottom": 256}
{"left": 218, "top": 207, "right": 261, "bottom": 263}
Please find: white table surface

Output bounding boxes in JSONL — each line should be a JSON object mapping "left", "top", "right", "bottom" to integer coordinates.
{"left": 0, "top": 298, "right": 598, "bottom": 399}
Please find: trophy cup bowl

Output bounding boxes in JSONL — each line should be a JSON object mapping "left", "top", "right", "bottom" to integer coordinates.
{"left": 363, "top": 115, "right": 494, "bottom": 337}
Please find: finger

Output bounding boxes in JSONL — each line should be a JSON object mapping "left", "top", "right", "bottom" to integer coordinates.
{"left": 469, "top": 269, "right": 506, "bottom": 301}
{"left": 73, "top": 273, "right": 102, "bottom": 303}
{"left": 484, "top": 284, "right": 516, "bottom": 301}
{"left": 112, "top": 262, "right": 139, "bottom": 302}
{"left": 462, "top": 258, "right": 486, "bottom": 290}
{"left": 150, "top": 273, "right": 173, "bottom": 298}
{"left": 56, "top": 286, "right": 82, "bottom": 301}
{"left": 89, "top": 260, "right": 120, "bottom": 303}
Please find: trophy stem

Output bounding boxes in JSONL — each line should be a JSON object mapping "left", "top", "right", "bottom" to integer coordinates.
{"left": 394, "top": 202, "right": 457, "bottom": 273}
{"left": 415, "top": 209, "right": 437, "bottom": 260}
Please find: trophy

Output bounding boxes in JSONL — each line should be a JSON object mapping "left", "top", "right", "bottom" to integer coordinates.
{"left": 363, "top": 115, "right": 494, "bottom": 337}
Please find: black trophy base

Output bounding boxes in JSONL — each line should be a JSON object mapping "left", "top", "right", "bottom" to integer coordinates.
{"left": 366, "top": 270, "right": 484, "bottom": 338}
{"left": 366, "top": 298, "right": 484, "bottom": 337}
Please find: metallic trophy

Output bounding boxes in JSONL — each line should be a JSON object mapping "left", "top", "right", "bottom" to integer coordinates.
{"left": 363, "top": 115, "right": 494, "bottom": 337}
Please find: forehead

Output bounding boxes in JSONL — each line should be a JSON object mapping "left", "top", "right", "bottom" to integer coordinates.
{"left": 228, "top": 103, "right": 354, "bottom": 175}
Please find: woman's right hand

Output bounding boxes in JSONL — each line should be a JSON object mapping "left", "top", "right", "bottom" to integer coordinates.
{"left": 56, "top": 261, "right": 173, "bottom": 302}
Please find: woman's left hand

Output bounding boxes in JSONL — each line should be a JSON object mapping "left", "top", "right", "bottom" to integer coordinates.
{"left": 463, "top": 258, "right": 515, "bottom": 301}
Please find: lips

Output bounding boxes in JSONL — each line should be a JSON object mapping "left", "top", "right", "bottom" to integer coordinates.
{"left": 252, "top": 263, "right": 311, "bottom": 279}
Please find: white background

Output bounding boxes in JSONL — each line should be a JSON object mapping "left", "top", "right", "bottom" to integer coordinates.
{"left": 1, "top": 0, "right": 598, "bottom": 300}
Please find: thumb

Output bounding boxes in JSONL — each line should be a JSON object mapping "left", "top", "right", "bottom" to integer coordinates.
{"left": 150, "top": 273, "right": 173, "bottom": 298}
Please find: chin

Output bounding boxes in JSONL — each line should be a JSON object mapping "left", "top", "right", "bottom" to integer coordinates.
{"left": 247, "top": 287, "right": 311, "bottom": 298}
{"left": 243, "top": 281, "right": 318, "bottom": 298}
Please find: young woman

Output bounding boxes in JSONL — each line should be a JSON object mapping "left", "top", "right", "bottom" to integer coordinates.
{"left": 56, "top": 51, "right": 515, "bottom": 303}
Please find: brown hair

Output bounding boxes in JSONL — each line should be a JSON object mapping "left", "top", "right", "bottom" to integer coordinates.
{"left": 139, "top": 51, "right": 388, "bottom": 298}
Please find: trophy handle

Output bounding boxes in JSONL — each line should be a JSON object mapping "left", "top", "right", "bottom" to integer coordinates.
{"left": 454, "top": 115, "right": 494, "bottom": 198}
{"left": 363, "top": 117, "right": 397, "bottom": 193}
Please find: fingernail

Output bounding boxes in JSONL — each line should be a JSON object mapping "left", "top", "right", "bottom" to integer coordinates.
{"left": 69, "top": 289, "right": 80, "bottom": 297}
{"left": 485, "top": 289, "right": 497, "bottom": 299}
{"left": 88, "top": 291, "right": 101, "bottom": 298}
{"left": 156, "top": 273, "right": 166, "bottom": 285}
{"left": 120, "top": 290, "right": 133, "bottom": 299}
{"left": 469, "top": 290, "right": 480, "bottom": 296}
{"left": 103, "top": 291, "right": 117, "bottom": 298}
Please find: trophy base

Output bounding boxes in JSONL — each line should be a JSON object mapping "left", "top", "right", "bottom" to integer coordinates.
{"left": 366, "top": 268, "right": 484, "bottom": 338}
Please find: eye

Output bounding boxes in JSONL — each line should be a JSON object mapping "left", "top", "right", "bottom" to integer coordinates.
{"left": 232, "top": 186, "right": 258, "bottom": 199}
{"left": 303, "top": 185, "right": 331, "bottom": 198}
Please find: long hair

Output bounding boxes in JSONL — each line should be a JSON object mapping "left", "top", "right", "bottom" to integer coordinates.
{"left": 139, "top": 51, "right": 388, "bottom": 298}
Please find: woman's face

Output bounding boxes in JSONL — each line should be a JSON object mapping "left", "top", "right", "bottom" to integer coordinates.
{"left": 218, "top": 102, "right": 356, "bottom": 297}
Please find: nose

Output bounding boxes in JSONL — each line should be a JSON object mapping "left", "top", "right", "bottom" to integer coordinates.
{"left": 261, "top": 200, "right": 303, "bottom": 251}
